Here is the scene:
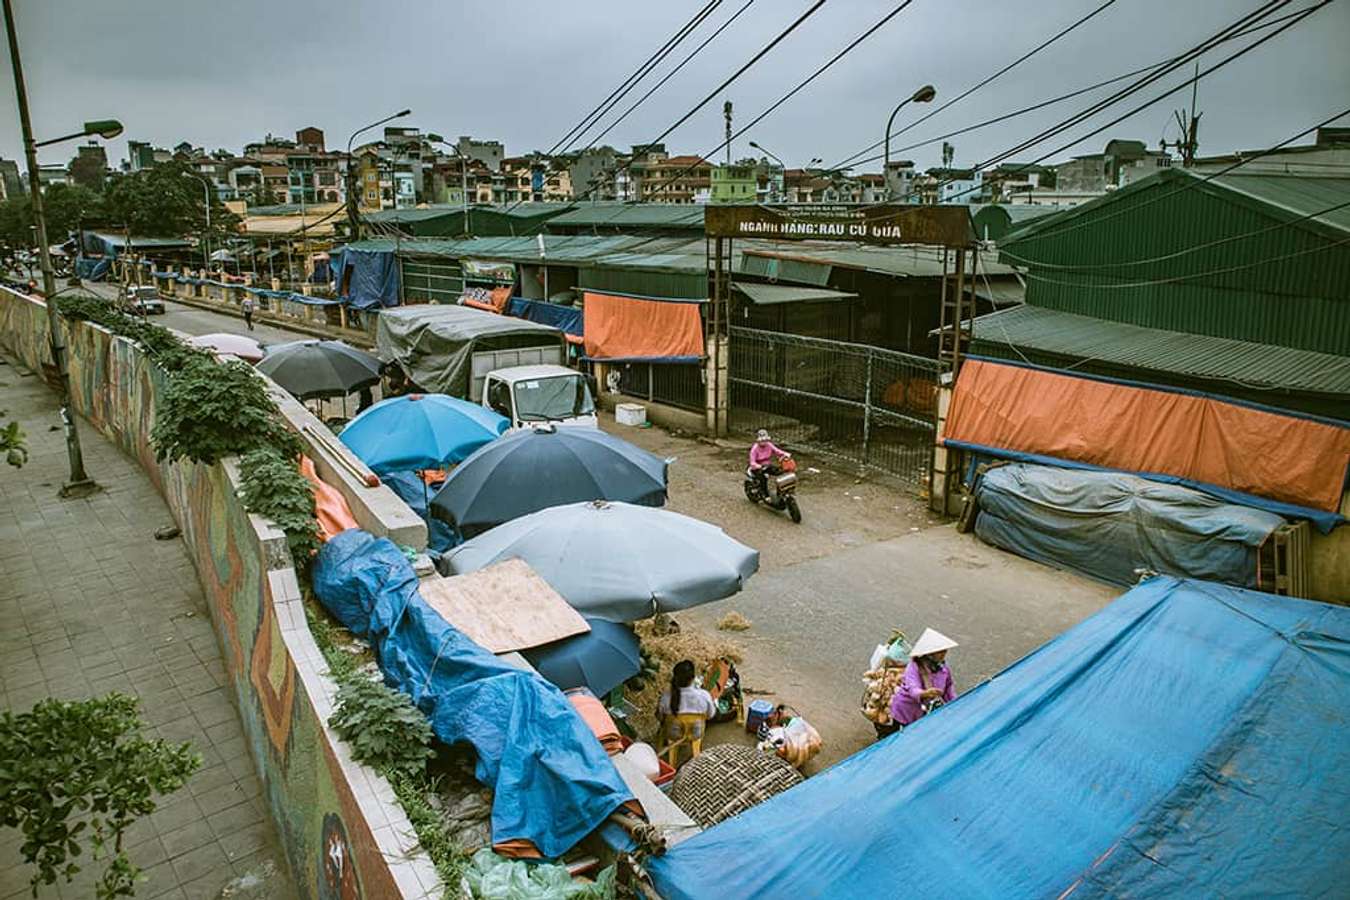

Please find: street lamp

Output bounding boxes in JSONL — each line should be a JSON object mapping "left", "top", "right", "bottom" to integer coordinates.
{"left": 3, "top": 0, "right": 122, "bottom": 496}
{"left": 427, "top": 134, "right": 471, "bottom": 236}
{"left": 748, "top": 141, "right": 786, "bottom": 202}
{"left": 345, "top": 109, "right": 411, "bottom": 239}
{"left": 884, "top": 84, "right": 936, "bottom": 200}
{"left": 182, "top": 171, "right": 212, "bottom": 273}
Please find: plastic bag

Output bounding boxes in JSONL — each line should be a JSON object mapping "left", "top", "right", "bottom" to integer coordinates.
{"left": 868, "top": 643, "right": 888, "bottom": 671}
{"left": 623, "top": 742, "right": 661, "bottom": 780}
{"left": 465, "top": 848, "right": 617, "bottom": 900}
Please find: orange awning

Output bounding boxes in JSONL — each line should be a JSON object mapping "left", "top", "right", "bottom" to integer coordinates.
{"left": 943, "top": 359, "right": 1350, "bottom": 514}
{"left": 582, "top": 291, "right": 704, "bottom": 362}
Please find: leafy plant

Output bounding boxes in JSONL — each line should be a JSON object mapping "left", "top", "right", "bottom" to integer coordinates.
{"left": 390, "top": 773, "right": 468, "bottom": 893}
{"left": 238, "top": 446, "right": 321, "bottom": 565}
{"left": 328, "top": 677, "right": 435, "bottom": 780}
{"left": 151, "top": 354, "right": 298, "bottom": 465}
{"left": 0, "top": 694, "right": 201, "bottom": 899}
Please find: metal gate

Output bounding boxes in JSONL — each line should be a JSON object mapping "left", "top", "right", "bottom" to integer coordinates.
{"left": 728, "top": 326, "right": 940, "bottom": 482}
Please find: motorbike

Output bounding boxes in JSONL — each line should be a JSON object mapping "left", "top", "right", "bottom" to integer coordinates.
{"left": 744, "top": 456, "right": 802, "bottom": 523}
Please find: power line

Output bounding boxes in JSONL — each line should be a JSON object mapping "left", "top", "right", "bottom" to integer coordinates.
{"left": 832, "top": 0, "right": 1121, "bottom": 171}
{"left": 901, "top": 0, "right": 1327, "bottom": 207}
{"left": 581, "top": 0, "right": 757, "bottom": 154}
{"left": 993, "top": 106, "right": 1350, "bottom": 248}
{"left": 562, "top": 0, "right": 828, "bottom": 208}
{"left": 543, "top": 1, "right": 724, "bottom": 159}
{"left": 832, "top": 5, "right": 1323, "bottom": 174}
{"left": 635, "top": 0, "right": 922, "bottom": 202}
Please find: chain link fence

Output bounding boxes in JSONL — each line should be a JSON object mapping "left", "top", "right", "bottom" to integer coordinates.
{"left": 728, "top": 326, "right": 941, "bottom": 483}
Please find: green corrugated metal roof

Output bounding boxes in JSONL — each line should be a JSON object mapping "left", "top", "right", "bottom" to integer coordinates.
{"left": 546, "top": 203, "right": 705, "bottom": 230}
{"left": 732, "top": 283, "right": 856, "bottom": 304}
{"left": 997, "top": 169, "right": 1350, "bottom": 356}
{"left": 739, "top": 243, "right": 1020, "bottom": 278}
{"left": 91, "top": 232, "right": 193, "bottom": 249}
{"left": 344, "top": 234, "right": 720, "bottom": 276}
{"left": 971, "top": 304, "right": 1350, "bottom": 396}
{"left": 972, "top": 204, "right": 1065, "bottom": 241}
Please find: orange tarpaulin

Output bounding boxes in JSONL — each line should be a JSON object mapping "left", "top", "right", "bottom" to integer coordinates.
{"left": 943, "top": 359, "right": 1350, "bottom": 514}
{"left": 299, "top": 456, "right": 359, "bottom": 540}
{"left": 582, "top": 291, "right": 704, "bottom": 361}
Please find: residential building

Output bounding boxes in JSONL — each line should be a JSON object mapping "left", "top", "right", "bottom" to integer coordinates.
{"left": 37, "top": 165, "right": 69, "bottom": 189}
{"left": 125, "top": 140, "right": 170, "bottom": 172}
{"left": 0, "top": 158, "right": 23, "bottom": 200}
{"left": 710, "top": 163, "right": 756, "bottom": 204}
{"left": 1191, "top": 126, "right": 1350, "bottom": 176}
{"left": 1053, "top": 139, "right": 1172, "bottom": 194}
{"left": 456, "top": 136, "right": 504, "bottom": 172}
{"left": 856, "top": 173, "right": 888, "bottom": 204}
{"left": 567, "top": 147, "right": 619, "bottom": 200}
{"left": 927, "top": 167, "right": 983, "bottom": 205}
{"left": 637, "top": 154, "right": 712, "bottom": 204}
{"left": 295, "top": 126, "right": 325, "bottom": 152}
{"left": 884, "top": 160, "right": 916, "bottom": 202}
{"left": 984, "top": 163, "right": 1055, "bottom": 202}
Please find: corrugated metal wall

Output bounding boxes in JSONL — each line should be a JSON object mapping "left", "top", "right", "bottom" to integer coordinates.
{"left": 577, "top": 267, "right": 707, "bottom": 300}
{"left": 1002, "top": 177, "right": 1350, "bottom": 356}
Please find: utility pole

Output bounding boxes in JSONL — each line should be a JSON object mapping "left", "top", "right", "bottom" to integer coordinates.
{"left": 1162, "top": 62, "right": 1202, "bottom": 167}
{"left": 3, "top": 0, "right": 94, "bottom": 495}
{"left": 723, "top": 101, "right": 733, "bottom": 166}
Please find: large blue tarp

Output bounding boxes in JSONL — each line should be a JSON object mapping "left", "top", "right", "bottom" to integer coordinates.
{"left": 507, "top": 297, "right": 583, "bottom": 337}
{"left": 311, "top": 530, "right": 632, "bottom": 858}
{"left": 331, "top": 245, "right": 400, "bottom": 310}
{"left": 75, "top": 257, "right": 110, "bottom": 281}
{"left": 647, "top": 577, "right": 1350, "bottom": 899}
{"left": 974, "top": 463, "right": 1285, "bottom": 588}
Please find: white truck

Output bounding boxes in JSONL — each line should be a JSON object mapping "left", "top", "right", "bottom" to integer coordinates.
{"left": 377, "top": 304, "right": 596, "bottom": 430}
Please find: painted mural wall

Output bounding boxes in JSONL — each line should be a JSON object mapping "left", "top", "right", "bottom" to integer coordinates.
{"left": 0, "top": 288, "right": 437, "bottom": 900}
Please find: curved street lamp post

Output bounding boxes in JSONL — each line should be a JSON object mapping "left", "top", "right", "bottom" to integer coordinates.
{"left": 884, "top": 84, "right": 937, "bottom": 201}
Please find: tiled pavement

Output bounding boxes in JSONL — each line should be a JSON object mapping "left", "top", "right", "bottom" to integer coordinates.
{"left": 0, "top": 356, "right": 292, "bottom": 900}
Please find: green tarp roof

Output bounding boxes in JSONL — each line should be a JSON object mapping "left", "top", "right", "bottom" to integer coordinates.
{"left": 732, "top": 283, "right": 857, "bottom": 304}
{"left": 739, "top": 244, "right": 1020, "bottom": 278}
{"left": 971, "top": 304, "right": 1350, "bottom": 397}
{"left": 343, "top": 235, "right": 720, "bottom": 275}
{"left": 365, "top": 203, "right": 576, "bottom": 223}
{"left": 90, "top": 232, "right": 193, "bottom": 249}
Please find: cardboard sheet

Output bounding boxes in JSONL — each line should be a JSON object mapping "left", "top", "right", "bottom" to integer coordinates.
{"left": 943, "top": 359, "right": 1350, "bottom": 513}
{"left": 419, "top": 558, "right": 589, "bottom": 653}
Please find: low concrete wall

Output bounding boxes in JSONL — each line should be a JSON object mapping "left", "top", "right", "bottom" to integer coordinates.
{"left": 0, "top": 287, "right": 439, "bottom": 899}
{"left": 156, "top": 271, "right": 377, "bottom": 347}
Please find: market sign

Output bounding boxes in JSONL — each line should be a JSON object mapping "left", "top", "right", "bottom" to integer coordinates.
{"left": 704, "top": 203, "right": 975, "bottom": 247}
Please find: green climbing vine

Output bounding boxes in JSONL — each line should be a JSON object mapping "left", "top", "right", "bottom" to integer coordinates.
{"left": 56, "top": 295, "right": 319, "bottom": 569}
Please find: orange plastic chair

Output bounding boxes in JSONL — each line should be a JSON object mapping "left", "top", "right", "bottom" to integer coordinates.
{"left": 658, "top": 713, "right": 707, "bottom": 768}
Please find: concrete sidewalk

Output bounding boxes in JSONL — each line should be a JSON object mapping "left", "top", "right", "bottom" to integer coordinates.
{"left": 0, "top": 356, "right": 289, "bottom": 899}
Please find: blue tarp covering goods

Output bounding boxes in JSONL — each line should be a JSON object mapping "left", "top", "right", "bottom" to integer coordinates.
{"left": 311, "top": 530, "right": 633, "bottom": 858}
{"left": 974, "top": 463, "right": 1286, "bottom": 588}
{"left": 75, "top": 257, "right": 110, "bottom": 281}
{"left": 508, "top": 297, "right": 583, "bottom": 337}
{"left": 332, "top": 246, "right": 401, "bottom": 310}
{"left": 647, "top": 577, "right": 1350, "bottom": 899}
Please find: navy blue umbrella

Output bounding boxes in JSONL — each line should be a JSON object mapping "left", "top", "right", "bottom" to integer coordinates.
{"left": 430, "top": 424, "right": 667, "bottom": 535}
{"left": 522, "top": 618, "right": 641, "bottom": 698}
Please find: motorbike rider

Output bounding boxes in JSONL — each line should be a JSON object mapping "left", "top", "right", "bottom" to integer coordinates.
{"left": 748, "top": 429, "right": 791, "bottom": 496}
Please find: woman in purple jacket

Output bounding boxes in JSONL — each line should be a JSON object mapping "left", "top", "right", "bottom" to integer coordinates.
{"left": 889, "top": 628, "right": 959, "bottom": 728}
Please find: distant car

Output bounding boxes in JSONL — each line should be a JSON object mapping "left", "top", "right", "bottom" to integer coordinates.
{"left": 126, "top": 285, "right": 164, "bottom": 315}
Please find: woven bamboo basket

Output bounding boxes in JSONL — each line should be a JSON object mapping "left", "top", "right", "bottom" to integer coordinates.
{"left": 669, "top": 744, "right": 804, "bottom": 828}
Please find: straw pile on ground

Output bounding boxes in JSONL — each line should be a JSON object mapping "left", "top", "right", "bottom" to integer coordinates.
{"left": 629, "top": 618, "right": 743, "bottom": 741}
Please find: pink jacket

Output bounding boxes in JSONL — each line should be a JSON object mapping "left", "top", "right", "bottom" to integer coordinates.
{"left": 749, "top": 441, "right": 787, "bottom": 470}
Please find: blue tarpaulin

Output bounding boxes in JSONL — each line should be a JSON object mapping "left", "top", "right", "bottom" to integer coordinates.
{"left": 380, "top": 470, "right": 460, "bottom": 553}
{"left": 974, "top": 463, "right": 1285, "bottom": 588}
{"left": 331, "top": 246, "right": 400, "bottom": 309}
{"left": 507, "top": 297, "right": 583, "bottom": 337}
{"left": 75, "top": 257, "right": 110, "bottom": 281}
{"left": 311, "top": 530, "right": 633, "bottom": 858}
{"left": 647, "top": 576, "right": 1350, "bottom": 899}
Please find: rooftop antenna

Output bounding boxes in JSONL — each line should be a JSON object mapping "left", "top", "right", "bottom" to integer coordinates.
{"left": 723, "top": 101, "right": 733, "bottom": 166}
{"left": 1163, "top": 62, "right": 1202, "bottom": 166}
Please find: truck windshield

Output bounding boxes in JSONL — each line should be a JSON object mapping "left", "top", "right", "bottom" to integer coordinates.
{"left": 513, "top": 375, "right": 595, "bottom": 422}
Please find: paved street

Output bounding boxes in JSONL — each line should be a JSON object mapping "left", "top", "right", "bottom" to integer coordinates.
{"left": 82, "top": 282, "right": 308, "bottom": 346}
{"left": 610, "top": 412, "right": 1118, "bottom": 768}
{"left": 0, "top": 356, "right": 290, "bottom": 900}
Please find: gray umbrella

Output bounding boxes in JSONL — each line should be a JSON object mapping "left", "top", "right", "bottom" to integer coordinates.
{"left": 257, "top": 339, "right": 381, "bottom": 400}
{"left": 442, "top": 500, "right": 759, "bottom": 622}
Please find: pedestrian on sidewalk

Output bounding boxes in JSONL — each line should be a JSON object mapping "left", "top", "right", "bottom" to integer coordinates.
{"left": 241, "top": 295, "right": 255, "bottom": 331}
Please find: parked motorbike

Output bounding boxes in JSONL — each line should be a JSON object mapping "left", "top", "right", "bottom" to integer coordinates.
{"left": 744, "top": 456, "right": 802, "bottom": 523}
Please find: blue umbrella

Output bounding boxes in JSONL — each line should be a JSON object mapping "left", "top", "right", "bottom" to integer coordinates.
{"left": 522, "top": 618, "right": 641, "bottom": 698}
{"left": 430, "top": 424, "right": 668, "bottom": 535}
{"left": 339, "top": 393, "right": 508, "bottom": 475}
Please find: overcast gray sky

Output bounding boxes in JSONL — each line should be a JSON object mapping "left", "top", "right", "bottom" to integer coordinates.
{"left": 2, "top": 0, "right": 1347, "bottom": 174}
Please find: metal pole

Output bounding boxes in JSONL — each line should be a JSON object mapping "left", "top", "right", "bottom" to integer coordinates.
{"left": 883, "top": 98, "right": 912, "bottom": 201}
{"left": 4, "top": 0, "right": 92, "bottom": 493}
{"left": 200, "top": 176, "right": 211, "bottom": 272}
{"left": 862, "top": 349, "right": 873, "bottom": 467}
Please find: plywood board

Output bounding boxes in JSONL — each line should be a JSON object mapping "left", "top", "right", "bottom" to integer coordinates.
{"left": 420, "top": 558, "right": 589, "bottom": 653}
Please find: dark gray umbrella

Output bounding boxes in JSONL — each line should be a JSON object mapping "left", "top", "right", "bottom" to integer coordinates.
{"left": 522, "top": 618, "right": 641, "bottom": 698}
{"left": 257, "top": 340, "right": 381, "bottom": 400}
{"left": 430, "top": 424, "right": 667, "bottom": 535}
